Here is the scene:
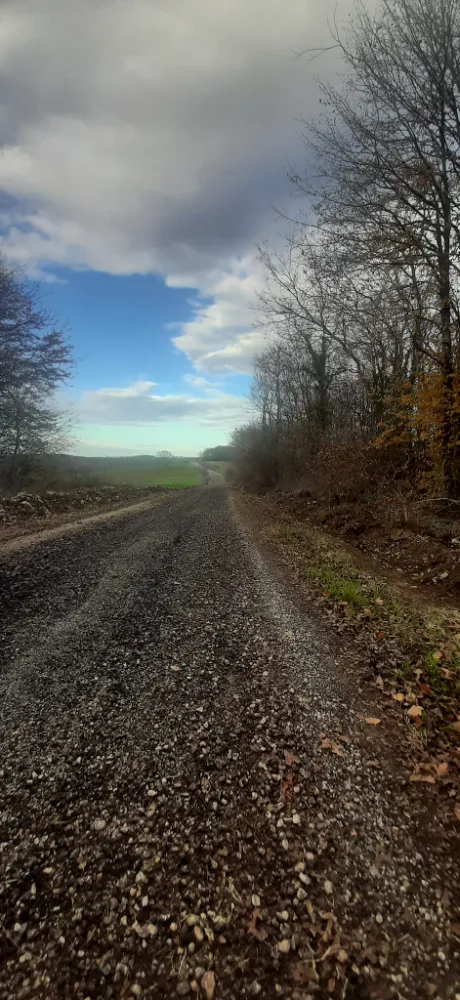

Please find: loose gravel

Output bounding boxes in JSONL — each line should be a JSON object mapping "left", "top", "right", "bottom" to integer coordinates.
{"left": 0, "top": 485, "right": 459, "bottom": 999}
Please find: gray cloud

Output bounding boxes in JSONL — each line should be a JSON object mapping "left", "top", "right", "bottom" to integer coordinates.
{"left": 0, "top": 0, "right": 351, "bottom": 371}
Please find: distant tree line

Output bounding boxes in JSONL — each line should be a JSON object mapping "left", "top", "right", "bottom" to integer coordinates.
{"left": 201, "top": 445, "right": 236, "bottom": 462}
{"left": 0, "top": 255, "right": 74, "bottom": 490}
{"left": 234, "top": 0, "right": 460, "bottom": 501}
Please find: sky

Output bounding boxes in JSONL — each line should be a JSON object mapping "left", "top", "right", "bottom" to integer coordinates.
{"left": 0, "top": 0, "right": 350, "bottom": 455}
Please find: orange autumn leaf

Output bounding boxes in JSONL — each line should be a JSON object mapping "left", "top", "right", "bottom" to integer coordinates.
{"left": 418, "top": 682, "right": 432, "bottom": 697}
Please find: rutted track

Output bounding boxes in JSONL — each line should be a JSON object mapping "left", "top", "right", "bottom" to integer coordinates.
{"left": 0, "top": 486, "right": 458, "bottom": 999}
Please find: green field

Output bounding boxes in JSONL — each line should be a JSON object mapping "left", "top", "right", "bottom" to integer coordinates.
{"left": 97, "top": 463, "right": 202, "bottom": 488}
{"left": 1, "top": 454, "right": 203, "bottom": 494}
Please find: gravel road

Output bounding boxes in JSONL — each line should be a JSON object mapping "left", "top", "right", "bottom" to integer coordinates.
{"left": 0, "top": 486, "right": 459, "bottom": 1000}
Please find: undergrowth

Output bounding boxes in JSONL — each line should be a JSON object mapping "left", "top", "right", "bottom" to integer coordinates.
{"left": 275, "top": 516, "right": 460, "bottom": 709}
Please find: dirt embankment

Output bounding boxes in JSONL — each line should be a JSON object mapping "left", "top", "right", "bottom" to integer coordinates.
{"left": 0, "top": 484, "right": 169, "bottom": 544}
{"left": 268, "top": 489, "right": 460, "bottom": 607}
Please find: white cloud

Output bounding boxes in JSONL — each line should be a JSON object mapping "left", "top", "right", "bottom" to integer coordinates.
{"left": 0, "top": 0, "right": 351, "bottom": 373}
{"left": 77, "top": 380, "right": 250, "bottom": 427}
{"left": 183, "top": 374, "right": 219, "bottom": 389}
{"left": 95, "top": 380, "right": 158, "bottom": 398}
{"left": 171, "top": 255, "right": 272, "bottom": 373}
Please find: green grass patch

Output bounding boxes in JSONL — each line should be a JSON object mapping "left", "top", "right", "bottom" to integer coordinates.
{"left": 97, "top": 464, "right": 202, "bottom": 488}
{"left": 6, "top": 455, "right": 202, "bottom": 493}
{"left": 282, "top": 524, "right": 387, "bottom": 616}
{"left": 325, "top": 573, "right": 367, "bottom": 609}
{"left": 303, "top": 564, "right": 367, "bottom": 613}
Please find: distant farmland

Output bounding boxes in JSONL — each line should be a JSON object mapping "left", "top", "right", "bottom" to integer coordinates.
{"left": 97, "top": 463, "right": 202, "bottom": 488}
{"left": 6, "top": 455, "right": 203, "bottom": 493}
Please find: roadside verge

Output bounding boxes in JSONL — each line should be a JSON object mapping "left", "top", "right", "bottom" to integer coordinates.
{"left": 233, "top": 490, "right": 460, "bottom": 792}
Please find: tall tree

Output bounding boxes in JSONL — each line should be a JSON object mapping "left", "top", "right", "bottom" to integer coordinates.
{"left": 0, "top": 255, "right": 74, "bottom": 488}
{"left": 293, "top": 0, "right": 460, "bottom": 493}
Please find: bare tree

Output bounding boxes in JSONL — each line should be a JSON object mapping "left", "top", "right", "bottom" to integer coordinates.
{"left": 0, "top": 255, "right": 74, "bottom": 489}
{"left": 292, "top": 0, "right": 460, "bottom": 492}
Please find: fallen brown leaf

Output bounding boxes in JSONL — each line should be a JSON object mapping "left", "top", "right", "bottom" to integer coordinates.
{"left": 407, "top": 705, "right": 423, "bottom": 719}
{"left": 437, "top": 762, "right": 449, "bottom": 778}
{"left": 410, "top": 773, "right": 436, "bottom": 784}
{"left": 392, "top": 693, "right": 405, "bottom": 703}
{"left": 247, "top": 908, "right": 260, "bottom": 936}
{"left": 321, "top": 738, "right": 344, "bottom": 756}
{"left": 455, "top": 804, "right": 460, "bottom": 822}
{"left": 201, "top": 970, "right": 216, "bottom": 1000}
{"left": 418, "top": 682, "right": 432, "bottom": 696}
{"left": 364, "top": 717, "right": 381, "bottom": 726}
{"left": 281, "top": 772, "right": 294, "bottom": 806}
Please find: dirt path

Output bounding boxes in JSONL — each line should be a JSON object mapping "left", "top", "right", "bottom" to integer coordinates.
{"left": 0, "top": 486, "right": 459, "bottom": 999}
